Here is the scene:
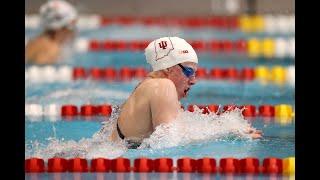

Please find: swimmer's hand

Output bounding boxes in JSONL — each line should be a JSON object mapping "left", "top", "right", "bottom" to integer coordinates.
{"left": 245, "top": 127, "right": 262, "bottom": 139}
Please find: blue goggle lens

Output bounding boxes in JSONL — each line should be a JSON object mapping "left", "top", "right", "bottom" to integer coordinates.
{"left": 178, "top": 64, "right": 195, "bottom": 78}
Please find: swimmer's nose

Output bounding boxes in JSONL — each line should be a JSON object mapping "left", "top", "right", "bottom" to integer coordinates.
{"left": 189, "top": 76, "right": 197, "bottom": 85}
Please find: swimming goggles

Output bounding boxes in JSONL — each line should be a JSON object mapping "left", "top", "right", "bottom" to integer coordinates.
{"left": 178, "top": 64, "right": 195, "bottom": 78}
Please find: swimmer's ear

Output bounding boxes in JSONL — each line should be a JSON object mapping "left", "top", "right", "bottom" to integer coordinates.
{"left": 163, "top": 68, "right": 170, "bottom": 75}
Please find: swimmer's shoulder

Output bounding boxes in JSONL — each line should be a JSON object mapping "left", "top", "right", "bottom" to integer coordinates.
{"left": 26, "top": 36, "right": 60, "bottom": 64}
{"left": 27, "top": 35, "right": 59, "bottom": 50}
{"left": 142, "top": 78, "right": 175, "bottom": 88}
{"left": 139, "top": 78, "right": 177, "bottom": 95}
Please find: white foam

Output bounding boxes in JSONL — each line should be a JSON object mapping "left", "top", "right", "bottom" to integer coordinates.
{"left": 139, "top": 107, "right": 253, "bottom": 149}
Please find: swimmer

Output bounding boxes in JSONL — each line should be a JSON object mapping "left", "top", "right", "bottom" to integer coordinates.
{"left": 108, "top": 37, "right": 262, "bottom": 149}
{"left": 25, "top": 0, "right": 77, "bottom": 64}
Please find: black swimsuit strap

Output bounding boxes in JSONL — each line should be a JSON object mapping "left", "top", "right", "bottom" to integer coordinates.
{"left": 117, "top": 122, "right": 125, "bottom": 139}
{"left": 117, "top": 122, "right": 141, "bottom": 149}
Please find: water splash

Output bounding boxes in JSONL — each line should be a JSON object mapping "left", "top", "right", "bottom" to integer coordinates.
{"left": 26, "top": 106, "right": 257, "bottom": 159}
{"left": 139, "top": 107, "right": 253, "bottom": 149}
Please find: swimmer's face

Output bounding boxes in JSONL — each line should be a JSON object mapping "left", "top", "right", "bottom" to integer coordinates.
{"left": 60, "top": 25, "right": 76, "bottom": 42}
{"left": 167, "top": 62, "right": 197, "bottom": 100}
{"left": 59, "top": 19, "right": 78, "bottom": 40}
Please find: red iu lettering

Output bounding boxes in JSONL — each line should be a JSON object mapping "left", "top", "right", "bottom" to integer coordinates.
{"left": 158, "top": 41, "right": 168, "bottom": 50}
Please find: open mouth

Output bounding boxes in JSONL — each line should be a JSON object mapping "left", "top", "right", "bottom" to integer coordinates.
{"left": 184, "top": 88, "right": 190, "bottom": 95}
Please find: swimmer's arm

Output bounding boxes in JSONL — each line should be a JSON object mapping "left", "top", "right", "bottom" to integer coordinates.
{"left": 149, "top": 80, "right": 180, "bottom": 129}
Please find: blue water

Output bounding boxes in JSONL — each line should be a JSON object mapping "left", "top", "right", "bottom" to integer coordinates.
{"left": 26, "top": 117, "right": 294, "bottom": 159}
{"left": 25, "top": 24, "right": 294, "bottom": 178}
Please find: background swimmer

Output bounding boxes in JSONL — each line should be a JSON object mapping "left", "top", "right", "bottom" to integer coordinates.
{"left": 25, "top": 0, "right": 77, "bottom": 64}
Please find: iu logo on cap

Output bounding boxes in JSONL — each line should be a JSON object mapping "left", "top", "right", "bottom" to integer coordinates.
{"left": 158, "top": 41, "right": 168, "bottom": 50}
{"left": 155, "top": 38, "right": 174, "bottom": 61}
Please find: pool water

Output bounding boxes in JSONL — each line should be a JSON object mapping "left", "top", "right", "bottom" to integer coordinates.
{"left": 25, "top": 25, "right": 295, "bottom": 178}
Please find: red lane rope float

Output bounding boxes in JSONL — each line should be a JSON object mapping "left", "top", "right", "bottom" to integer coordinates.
{"left": 98, "top": 16, "right": 240, "bottom": 28}
{"left": 103, "top": 67, "right": 117, "bottom": 81}
{"left": 68, "top": 158, "right": 88, "bottom": 172}
{"left": 196, "top": 67, "right": 208, "bottom": 79}
{"left": 88, "top": 40, "right": 101, "bottom": 51}
{"left": 196, "top": 158, "right": 217, "bottom": 173}
{"left": 48, "top": 158, "right": 68, "bottom": 172}
{"left": 239, "top": 157, "right": 260, "bottom": 174}
{"left": 62, "top": 104, "right": 112, "bottom": 117}
{"left": 111, "top": 158, "right": 131, "bottom": 172}
{"left": 25, "top": 158, "right": 45, "bottom": 173}
{"left": 25, "top": 157, "right": 294, "bottom": 174}
{"left": 239, "top": 105, "right": 256, "bottom": 117}
{"left": 210, "top": 40, "right": 222, "bottom": 52}
{"left": 96, "top": 104, "right": 113, "bottom": 116}
{"left": 148, "top": 16, "right": 238, "bottom": 28}
{"left": 225, "top": 67, "right": 239, "bottom": 80}
{"left": 90, "top": 158, "right": 111, "bottom": 172}
{"left": 262, "top": 157, "right": 283, "bottom": 174}
{"left": 189, "top": 40, "right": 206, "bottom": 51}
{"left": 235, "top": 39, "right": 248, "bottom": 52}
{"left": 210, "top": 68, "right": 226, "bottom": 79}
{"left": 70, "top": 67, "right": 261, "bottom": 82}
{"left": 89, "top": 67, "right": 103, "bottom": 80}
{"left": 187, "top": 104, "right": 262, "bottom": 118}
{"left": 80, "top": 105, "right": 98, "bottom": 116}
{"left": 61, "top": 105, "right": 78, "bottom": 116}
{"left": 241, "top": 67, "right": 255, "bottom": 80}
{"left": 219, "top": 158, "right": 240, "bottom": 173}
{"left": 134, "top": 158, "right": 154, "bottom": 172}
{"left": 119, "top": 67, "right": 133, "bottom": 81}
{"left": 221, "top": 40, "right": 233, "bottom": 53}
{"left": 134, "top": 67, "right": 148, "bottom": 79}
{"left": 26, "top": 104, "right": 290, "bottom": 118}
{"left": 177, "top": 158, "right": 197, "bottom": 172}
{"left": 259, "top": 105, "right": 275, "bottom": 117}
{"left": 154, "top": 158, "right": 173, "bottom": 172}
{"left": 86, "top": 40, "right": 249, "bottom": 52}
{"left": 73, "top": 67, "right": 87, "bottom": 80}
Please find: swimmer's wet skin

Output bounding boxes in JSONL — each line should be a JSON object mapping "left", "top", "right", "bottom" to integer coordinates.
{"left": 111, "top": 37, "right": 262, "bottom": 149}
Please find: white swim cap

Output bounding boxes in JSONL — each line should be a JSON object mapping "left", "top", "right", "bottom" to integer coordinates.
{"left": 40, "top": 0, "right": 77, "bottom": 30}
{"left": 145, "top": 37, "right": 198, "bottom": 71}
